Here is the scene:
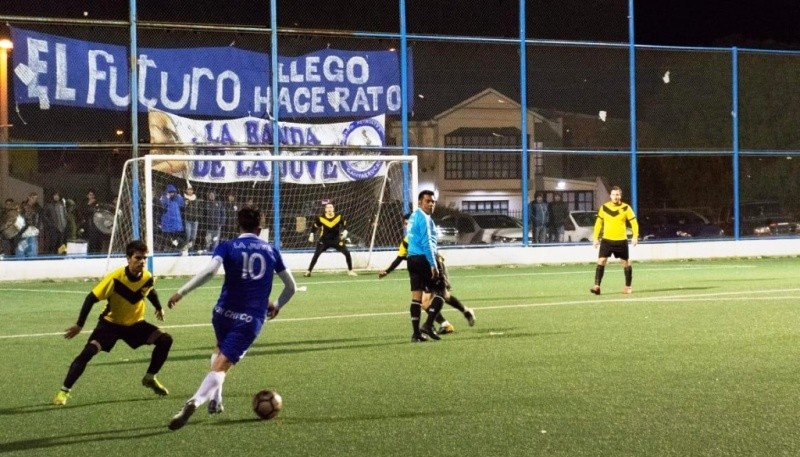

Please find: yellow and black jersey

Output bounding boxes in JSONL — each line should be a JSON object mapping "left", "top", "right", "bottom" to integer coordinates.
{"left": 593, "top": 201, "right": 639, "bottom": 242}
{"left": 396, "top": 236, "right": 409, "bottom": 258}
{"left": 383, "top": 236, "right": 409, "bottom": 274}
{"left": 314, "top": 213, "right": 346, "bottom": 241}
{"left": 91, "top": 266, "right": 155, "bottom": 326}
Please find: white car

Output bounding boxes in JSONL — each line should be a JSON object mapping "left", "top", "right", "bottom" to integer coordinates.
{"left": 489, "top": 210, "right": 631, "bottom": 243}
{"left": 563, "top": 211, "right": 597, "bottom": 242}
{"left": 489, "top": 210, "right": 597, "bottom": 243}
{"left": 437, "top": 213, "right": 523, "bottom": 244}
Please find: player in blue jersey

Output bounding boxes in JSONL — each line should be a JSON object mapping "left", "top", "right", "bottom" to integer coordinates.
{"left": 165, "top": 207, "right": 297, "bottom": 431}
{"left": 406, "top": 190, "right": 446, "bottom": 342}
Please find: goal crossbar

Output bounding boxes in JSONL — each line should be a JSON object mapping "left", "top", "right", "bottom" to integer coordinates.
{"left": 110, "top": 154, "right": 418, "bottom": 273}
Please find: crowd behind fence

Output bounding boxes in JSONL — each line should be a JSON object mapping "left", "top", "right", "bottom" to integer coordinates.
{"left": 1, "top": 2, "right": 800, "bottom": 260}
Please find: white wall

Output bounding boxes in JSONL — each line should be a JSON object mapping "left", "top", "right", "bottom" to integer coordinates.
{"left": 2, "top": 238, "right": 799, "bottom": 282}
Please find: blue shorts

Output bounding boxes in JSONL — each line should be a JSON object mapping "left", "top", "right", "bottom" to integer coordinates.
{"left": 212, "top": 306, "right": 265, "bottom": 364}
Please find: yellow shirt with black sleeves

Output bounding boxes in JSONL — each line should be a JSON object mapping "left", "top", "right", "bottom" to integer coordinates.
{"left": 315, "top": 213, "right": 345, "bottom": 242}
{"left": 592, "top": 201, "right": 639, "bottom": 242}
{"left": 91, "top": 266, "right": 155, "bottom": 326}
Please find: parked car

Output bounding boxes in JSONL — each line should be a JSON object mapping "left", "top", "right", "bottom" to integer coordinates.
{"left": 434, "top": 209, "right": 614, "bottom": 244}
{"left": 735, "top": 201, "right": 800, "bottom": 236}
{"left": 638, "top": 209, "right": 725, "bottom": 240}
{"left": 436, "top": 224, "right": 459, "bottom": 245}
{"left": 435, "top": 212, "right": 523, "bottom": 244}
{"left": 563, "top": 210, "right": 598, "bottom": 242}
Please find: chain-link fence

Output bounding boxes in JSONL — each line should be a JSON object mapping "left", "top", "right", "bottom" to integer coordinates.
{"left": 1, "top": 2, "right": 798, "bottom": 259}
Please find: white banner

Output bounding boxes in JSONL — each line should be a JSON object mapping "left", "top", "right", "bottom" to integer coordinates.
{"left": 149, "top": 111, "right": 387, "bottom": 184}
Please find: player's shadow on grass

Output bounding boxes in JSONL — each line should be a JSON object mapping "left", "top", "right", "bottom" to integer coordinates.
{"left": 642, "top": 286, "right": 715, "bottom": 293}
{"left": 466, "top": 328, "right": 568, "bottom": 341}
{"left": 0, "top": 396, "right": 169, "bottom": 416}
{"left": 96, "top": 336, "right": 408, "bottom": 366}
{"left": 208, "top": 409, "right": 446, "bottom": 427}
{"left": 468, "top": 296, "right": 533, "bottom": 303}
{"left": 0, "top": 425, "right": 169, "bottom": 453}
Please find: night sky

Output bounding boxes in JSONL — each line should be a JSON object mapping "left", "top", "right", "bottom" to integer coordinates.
{"left": 2, "top": 0, "right": 800, "bottom": 48}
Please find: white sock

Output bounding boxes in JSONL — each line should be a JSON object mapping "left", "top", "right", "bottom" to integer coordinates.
{"left": 214, "top": 382, "right": 224, "bottom": 405}
{"left": 190, "top": 371, "right": 226, "bottom": 407}
{"left": 441, "top": 320, "right": 451, "bottom": 327}
{"left": 209, "top": 353, "right": 221, "bottom": 402}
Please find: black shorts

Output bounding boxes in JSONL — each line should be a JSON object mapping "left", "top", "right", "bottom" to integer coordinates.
{"left": 435, "top": 256, "right": 451, "bottom": 292}
{"left": 598, "top": 239, "right": 629, "bottom": 260}
{"left": 88, "top": 319, "right": 161, "bottom": 352}
{"left": 407, "top": 255, "right": 437, "bottom": 292}
{"left": 316, "top": 238, "right": 348, "bottom": 252}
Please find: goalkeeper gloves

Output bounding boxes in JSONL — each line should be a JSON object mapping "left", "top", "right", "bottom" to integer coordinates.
{"left": 339, "top": 229, "right": 348, "bottom": 240}
{"left": 308, "top": 232, "right": 314, "bottom": 243}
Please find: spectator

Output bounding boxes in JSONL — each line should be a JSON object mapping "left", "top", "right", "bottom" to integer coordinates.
{"left": 42, "top": 191, "right": 68, "bottom": 254}
{"left": 80, "top": 190, "right": 103, "bottom": 253}
{"left": 548, "top": 194, "right": 569, "bottom": 243}
{"left": 224, "top": 192, "right": 239, "bottom": 240}
{"left": 1, "top": 198, "right": 23, "bottom": 256}
{"left": 159, "top": 184, "right": 185, "bottom": 251}
{"left": 182, "top": 186, "right": 201, "bottom": 250}
{"left": 204, "top": 190, "right": 226, "bottom": 252}
{"left": 64, "top": 199, "right": 78, "bottom": 244}
{"left": 17, "top": 192, "right": 42, "bottom": 257}
{"left": 529, "top": 193, "right": 549, "bottom": 244}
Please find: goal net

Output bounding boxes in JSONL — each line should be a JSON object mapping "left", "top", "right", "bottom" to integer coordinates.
{"left": 109, "top": 153, "right": 418, "bottom": 271}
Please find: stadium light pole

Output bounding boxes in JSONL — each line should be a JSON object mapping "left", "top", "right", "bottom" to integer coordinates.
{"left": 0, "top": 38, "right": 12, "bottom": 202}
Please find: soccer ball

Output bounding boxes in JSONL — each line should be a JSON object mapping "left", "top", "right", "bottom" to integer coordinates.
{"left": 252, "top": 390, "right": 283, "bottom": 420}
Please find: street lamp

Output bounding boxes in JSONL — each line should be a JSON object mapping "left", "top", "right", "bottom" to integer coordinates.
{"left": 0, "top": 38, "right": 12, "bottom": 202}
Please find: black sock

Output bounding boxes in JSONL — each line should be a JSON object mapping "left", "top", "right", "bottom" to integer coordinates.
{"left": 446, "top": 295, "right": 466, "bottom": 313}
{"left": 435, "top": 313, "right": 446, "bottom": 325}
{"left": 63, "top": 344, "right": 99, "bottom": 389}
{"left": 594, "top": 265, "right": 605, "bottom": 286}
{"left": 624, "top": 266, "right": 632, "bottom": 287}
{"left": 424, "top": 296, "right": 444, "bottom": 327}
{"left": 344, "top": 251, "right": 353, "bottom": 270}
{"left": 147, "top": 333, "right": 173, "bottom": 375}
{"left": 410, "top": 301, "right": 421, "bottom": 334}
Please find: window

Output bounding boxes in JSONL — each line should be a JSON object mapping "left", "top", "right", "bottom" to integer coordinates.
{"left": 462, "top": 200, "right": 509, "bottom": 215}
{"left": 543, "top": 191, "right": 595, "bottom": 211}
{"left": 532, "top": 152, "right": 544, "bottom": 176}
{"left": 444, "top": 128, "right": 522, "bottom": 180}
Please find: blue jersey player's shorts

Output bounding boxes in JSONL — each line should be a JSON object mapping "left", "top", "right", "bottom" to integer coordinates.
{"left": 212, "top": 306, "right": 265, "bottom": 364}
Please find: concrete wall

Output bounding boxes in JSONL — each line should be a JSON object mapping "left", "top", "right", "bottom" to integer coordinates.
{"left": 1, "top": 238, "right": 798, "bottom": 282}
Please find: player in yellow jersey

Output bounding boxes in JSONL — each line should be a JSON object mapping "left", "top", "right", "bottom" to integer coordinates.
{"left": 52, "top": 240, "right": 173, "bottom": 406}
{"left": 304, "top": 202, "right": 357, "bottom": 277}
{"left": 591, "top": 186, "right": 639, "bottom": 295}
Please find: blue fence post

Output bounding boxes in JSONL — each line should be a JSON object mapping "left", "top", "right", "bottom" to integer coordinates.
{"left": 628, "top": 0, "right": 638, "bottom": 212}
{"left": 270, "top": 0, "right": 281, "bottom": 246}
{"left": 731, "top": 47, "right": 740, "bottom": 240}
{"left": 400, "top": 0, "right": 410, "bottom": 213}
{"left": 129, "top": 0, "right": 148, "bottom": 270}
{"left": 519, "top": 0, "right": 529, "bottom": 245}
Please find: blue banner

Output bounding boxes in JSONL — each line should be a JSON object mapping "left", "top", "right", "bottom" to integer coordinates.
{"left": 10, "top": 28, "right": 412, "bottom": 118}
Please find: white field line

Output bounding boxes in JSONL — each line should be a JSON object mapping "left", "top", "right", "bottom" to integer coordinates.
{"left": 2, "top": 286, "right": 798, "bottom": 340}
{"left": 0, "top": 263, "right": 757, "bottom": 294}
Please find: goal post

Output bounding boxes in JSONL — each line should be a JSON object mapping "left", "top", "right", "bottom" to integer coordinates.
{"left": 110, "top": 153, "right": 418, "bottom": 272}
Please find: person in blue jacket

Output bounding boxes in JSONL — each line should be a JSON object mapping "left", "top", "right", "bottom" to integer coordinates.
{"left": 159, "top": 184, "right": 185, "bottom": 251}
